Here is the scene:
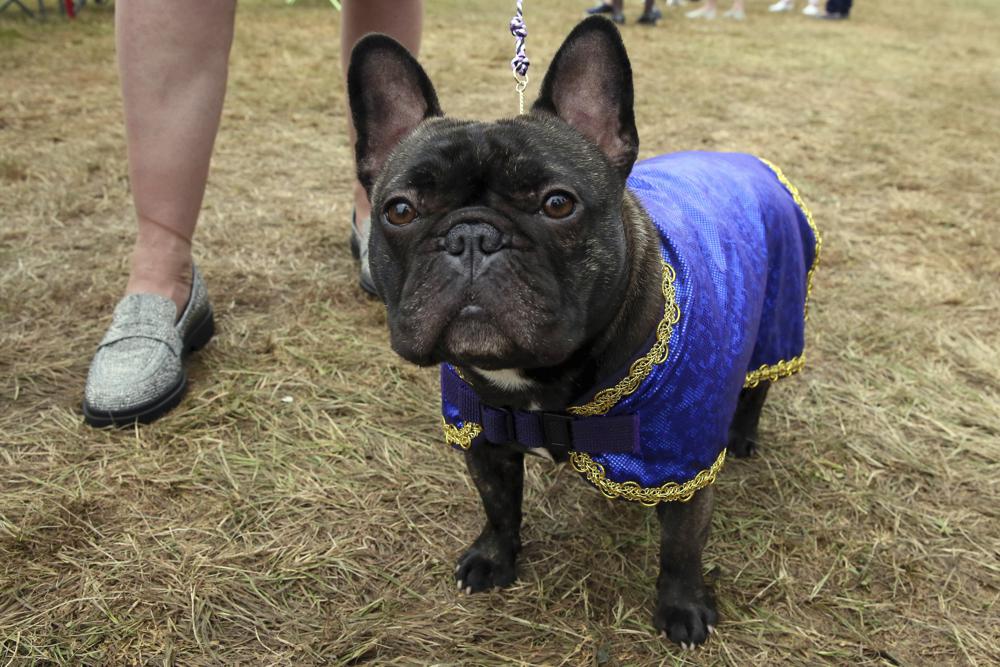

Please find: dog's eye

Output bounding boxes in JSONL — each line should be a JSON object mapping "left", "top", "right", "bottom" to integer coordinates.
{"left": 542, "top": 192, "right": 575, "bottom": 219}
{"left": 384, "top": 199, "right": 418, "bottom": 226}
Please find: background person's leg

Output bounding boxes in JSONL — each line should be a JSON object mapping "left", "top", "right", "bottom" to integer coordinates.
{"left": 117, "top": 0, "right": 237, "bottom": 315}
{"left": 687, "top": 0, "right": 718, "bottom": 18}
{"left": 341, "top": 0, "right": 423, "bottom": 227}
{"left": 638, "top": 0, "right": 663, "bottom": 25}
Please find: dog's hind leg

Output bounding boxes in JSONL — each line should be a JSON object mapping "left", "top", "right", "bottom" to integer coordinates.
{"left": 455, "top": 444, "right": 524, "bottom": 594}
{"left": 727, "top": 382, "right": 770, "bottom": 458}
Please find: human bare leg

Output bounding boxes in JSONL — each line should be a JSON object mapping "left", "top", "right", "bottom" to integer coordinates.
{"left": 117, "top": 0, "right": 236, "bottom": 315}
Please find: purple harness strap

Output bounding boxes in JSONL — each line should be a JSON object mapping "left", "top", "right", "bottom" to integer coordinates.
{"left": 441, "top": 365, "right": 641, "bottom": 455}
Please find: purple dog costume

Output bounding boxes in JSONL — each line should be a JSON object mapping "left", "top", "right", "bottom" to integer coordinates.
{"left": 442, "top": 152, "right": 821, "bottom": 505}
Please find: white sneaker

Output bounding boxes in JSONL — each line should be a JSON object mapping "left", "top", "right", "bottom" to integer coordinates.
{"left": 724, "top": 7, "right": 746, "bottom": 19}
{"left": 667, "top": 0, "right": 684, "bottom": 6}
{"left": 769, "top": 0, "right": 794, "bottom": 11}
{"left": 686, "top": 6, "right": 717, "bottom": 18}
{"left": 802, "top": 3, "right": 821, "bottom": 14}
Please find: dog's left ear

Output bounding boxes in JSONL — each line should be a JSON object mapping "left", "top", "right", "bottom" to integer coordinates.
{"left": 348, "top": 34, "right": 443, "bottom": 193}
{"left": 532, "top": 17, "right": 638, "bottom": 177}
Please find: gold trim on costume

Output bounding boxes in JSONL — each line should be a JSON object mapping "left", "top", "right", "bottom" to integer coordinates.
{"left": 744, "top": 355, "right": 806, "bottom": 388}
{"left": 567, "top": 260, "right": 680, "bottom": 418}
{"left": 757, "top": 157, "right": 823, "bottom": 320}
{"left": 740, "top": 158, "right": 822, "bottom": 389}
{"left": 570, "top": 448, "right": 726, "bottom": 506}
{"left": 566, "top": 259, "right": 702, "bottom": 505}
{"left": 442, "top": 418, "right": 482, "bottom": 450}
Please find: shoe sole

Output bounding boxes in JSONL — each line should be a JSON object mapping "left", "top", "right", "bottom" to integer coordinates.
{"left": 82, "top": 307, "right": 215, "bottom": 428}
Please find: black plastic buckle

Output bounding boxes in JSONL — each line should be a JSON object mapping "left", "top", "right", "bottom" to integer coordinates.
{"left": 504, "top": 409, "right": 516, "bottom": 443}
{"left": 541, "top": 412, "right": 574, "bottom": 453}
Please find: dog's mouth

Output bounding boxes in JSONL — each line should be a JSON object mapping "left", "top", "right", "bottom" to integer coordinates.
{"left": 439, "top": 309, "right": 514, "bottom": 369}
{"left": 387, "top": 251, "right": 579, "bottom": 370}
{"left": 433, "top": 296, "right": 574, "bottom": 370}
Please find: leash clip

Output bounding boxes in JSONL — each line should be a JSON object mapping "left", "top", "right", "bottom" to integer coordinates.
{"left": 513, "top": 72, "right": 529, "bottom": 115}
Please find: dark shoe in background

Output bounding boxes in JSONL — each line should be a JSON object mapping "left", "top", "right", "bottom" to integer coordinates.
{"left": 638, "top": 8, "right": 663, "bottom": 24}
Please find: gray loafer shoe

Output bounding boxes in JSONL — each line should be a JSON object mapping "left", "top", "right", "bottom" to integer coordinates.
{"left": 349, "top": 211, "right": 378, "bottom": 297}
{"left": 82, "top": 266, "right": 214, "bottom": 427}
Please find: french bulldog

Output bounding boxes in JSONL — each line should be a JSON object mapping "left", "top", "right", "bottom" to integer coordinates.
{"left": 347, "top": 16, "right": 817, "bottom": 648}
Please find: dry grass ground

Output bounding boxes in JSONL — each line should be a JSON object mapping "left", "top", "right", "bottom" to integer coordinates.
{"left": 1, "top": 0, "right": 998, "bottom": 664}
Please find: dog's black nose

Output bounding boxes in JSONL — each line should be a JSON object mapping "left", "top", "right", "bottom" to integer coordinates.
{"left": 442, "top": 221, "right": 506, "bottom": 279}
{"left": 443, "top": 222, "right": 504, "bottom": 257}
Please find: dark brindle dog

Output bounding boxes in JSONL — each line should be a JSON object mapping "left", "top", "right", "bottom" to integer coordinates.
{"left": 347, "top": 17, "right": 819, "bottom": 648}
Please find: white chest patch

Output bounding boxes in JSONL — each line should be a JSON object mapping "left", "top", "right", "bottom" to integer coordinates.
{"left": 471, "top": 367, "right": 535, "bottom": 392}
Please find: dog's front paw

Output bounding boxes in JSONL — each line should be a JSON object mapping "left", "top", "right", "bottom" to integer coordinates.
{"left": 653, "top": 586, "right": 718, "bottom": 649}
{"left": 455, "top": 534, "right": 518, "bottom": 594}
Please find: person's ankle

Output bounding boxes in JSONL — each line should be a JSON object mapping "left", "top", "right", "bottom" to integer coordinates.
{"left": 125, "top": 217, "right": 195, "bottom": 317}
{"left": 126, "top": 249, "right": 193, "bottom": 318}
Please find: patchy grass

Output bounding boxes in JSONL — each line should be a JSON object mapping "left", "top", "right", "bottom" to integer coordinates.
{"left": 1, "top": 0, "right": 998, "bottom": 664}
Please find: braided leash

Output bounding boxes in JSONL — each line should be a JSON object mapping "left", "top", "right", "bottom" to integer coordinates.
{"left": 509, "top": 0, "right": 530, "bottom": 114}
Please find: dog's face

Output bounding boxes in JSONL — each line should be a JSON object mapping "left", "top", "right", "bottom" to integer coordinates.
{"left": 348, "top": 18, "right": 639, "bottom": 370}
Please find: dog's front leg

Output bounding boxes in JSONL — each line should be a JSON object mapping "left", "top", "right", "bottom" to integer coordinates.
{"left": 455, "top": 444, "right": 524, "bottom": 594}
{"left": 654, "top": 486, "right": 719, "bottom": 648}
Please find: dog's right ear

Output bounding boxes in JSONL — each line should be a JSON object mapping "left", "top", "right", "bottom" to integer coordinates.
{"left": 348, "top": 34, "right": 442, "bottom": 194}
